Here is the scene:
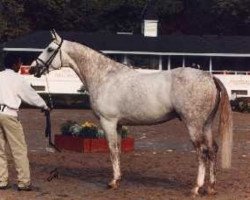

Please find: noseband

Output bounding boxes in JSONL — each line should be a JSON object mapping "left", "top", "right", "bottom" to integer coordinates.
{"left": 35, "top": 39, "right": 63, "bottom": 76}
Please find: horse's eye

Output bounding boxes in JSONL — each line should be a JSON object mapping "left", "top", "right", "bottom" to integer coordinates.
{"left": 47, "top": 47, "right": 54, "bottom": 52}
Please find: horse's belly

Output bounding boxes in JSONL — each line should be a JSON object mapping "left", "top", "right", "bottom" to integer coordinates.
{"left": 119, "top": 109, "right": 177, "bottom": 125}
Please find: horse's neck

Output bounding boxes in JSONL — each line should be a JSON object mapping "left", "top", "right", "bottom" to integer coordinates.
{"left": 64, "top": 41, "right": 129, "bottom": 92}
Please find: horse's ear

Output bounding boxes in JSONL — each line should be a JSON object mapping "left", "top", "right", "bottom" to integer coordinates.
{"left": 54, "top": 31, "right": 61, "bottom": 42}
{"left": 50, "top": 29, "right": 61, "bottom": 42}
{"left": 50, "top": 30, "right": 56, "bottom": 40}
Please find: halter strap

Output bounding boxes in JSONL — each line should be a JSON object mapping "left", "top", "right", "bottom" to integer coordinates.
{"left": 37, "top": 39, "right": 63, "bottom": 75}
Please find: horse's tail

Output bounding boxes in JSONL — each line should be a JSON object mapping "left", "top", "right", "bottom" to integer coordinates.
{"left": 213, "top": 77, "right": 233, "bottom": 169}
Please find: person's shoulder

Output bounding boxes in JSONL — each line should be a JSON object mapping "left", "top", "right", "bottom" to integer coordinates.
{"left": 2, "top": 69, "right": 15, "bottom": 74}
{"left": 7, "top": 70, "right": 21, "bottom": 77}
{"left": 7, "top": 70, "right": 26, "bottom": 81}
{"left": 1, "top": 69, "right": 27, "bottom": 82}
{"left": 0, "top": 69, "right": 14, "bottom": 76}
{"left": 0, "top": 70, "right": 24, "bottom": 85}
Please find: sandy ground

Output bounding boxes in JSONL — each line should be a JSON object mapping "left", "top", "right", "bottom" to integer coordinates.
{"left": 0, "top": 108, "right": 250, "bottom": 200}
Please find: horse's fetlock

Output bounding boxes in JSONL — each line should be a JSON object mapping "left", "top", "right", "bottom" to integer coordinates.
{"left": 213, "top": 142, "right": 219, "bottom": 153}
{"left": 108, "top": 179, "right": 120, "bottom": 189}
{"left": 207, "top": 183, "right": 217, "bottom": 195}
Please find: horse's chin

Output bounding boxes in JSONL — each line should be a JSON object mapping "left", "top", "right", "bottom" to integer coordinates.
{"left": 34, "top": 73, "right": 42, "bottom": 78}
{"left": 29, "top": 66, "right": 46, "bottom": 78}
{"left": 29, "top": 66, "right": 37, "bottom": 75}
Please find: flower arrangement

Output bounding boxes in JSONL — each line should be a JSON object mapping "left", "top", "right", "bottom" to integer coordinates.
{"left": 60, "top": 120, "right": 129, "bottom": 139}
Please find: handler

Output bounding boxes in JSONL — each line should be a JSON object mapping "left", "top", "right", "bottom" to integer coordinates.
{"left": 0, "top": 53, "right": 49, "bottom": 191}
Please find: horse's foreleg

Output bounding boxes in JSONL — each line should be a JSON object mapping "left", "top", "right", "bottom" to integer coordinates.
{"left": 100, "top": 118, "right": 121, "bottom": 189}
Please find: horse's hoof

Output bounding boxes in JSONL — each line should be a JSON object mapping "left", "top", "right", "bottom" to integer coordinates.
{"left": 191, "top": 186, "right": 206, "bottom": 197}
{"left": 107, "top": 179, "right": 120, "bottom": 189}
{"left": 191, "top": 187, "right": 201, "bottom": 197}
{"left": 207, "top": 186, "right": 217, "bottom": 195}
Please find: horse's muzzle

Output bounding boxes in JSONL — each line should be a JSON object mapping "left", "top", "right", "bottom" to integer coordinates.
{"left": 29, "top": 66, "right": 36, "bottom": 75}
{"left": 29, "top": 66, "right": 42, "bottom": 78}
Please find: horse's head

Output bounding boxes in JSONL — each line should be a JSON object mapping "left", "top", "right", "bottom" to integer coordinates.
{"left": 30, "top": 30, "right": 63, "bottom": 77}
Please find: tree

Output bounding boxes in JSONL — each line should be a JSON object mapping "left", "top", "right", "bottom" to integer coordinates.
{"left": 1, "top": 0, "right": 250, "bottom": 44}
{"left": 211, "top": 0, "right": 250, "bottom": 35}
{"left": 92, "top": 0, "right": 146, "bottom": 33}
{"left": 0, "top": 0, "right": 30, "bottom": 43}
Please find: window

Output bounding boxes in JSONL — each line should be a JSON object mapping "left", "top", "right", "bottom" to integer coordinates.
{"left": 126, "top": 55, "right": 159, "bottom": 70}
{"left": 231, "top": 90, "right": 248, "bottom": 95}
{"left": 184, "top": 56, "right": 210, "bottom": 70}
{"left": 213, "top": 57, "right": 250, "bottom": 71}
{"left": 162, "top": 56, "right": 183, "bottom": 70}
{"left": 107, "top": 54, "right": 123, "bottom": 63}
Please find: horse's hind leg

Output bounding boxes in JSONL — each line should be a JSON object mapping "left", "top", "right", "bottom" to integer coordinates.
{"left": 100, "top": 118, "right": 121, "bottom": 189}
{"left": 188, "top": 125, "right": 208, "bottom": 196}
{"left": 204, "top": 123, "right": 218, "bottom": 195}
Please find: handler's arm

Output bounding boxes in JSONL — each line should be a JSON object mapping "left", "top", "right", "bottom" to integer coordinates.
{"left": 17, "top": 78, "right": 48, "bottom": 109}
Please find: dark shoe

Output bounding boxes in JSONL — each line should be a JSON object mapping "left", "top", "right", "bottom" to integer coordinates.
{"left": 17, "top": 185, "right": 32, "bottom": 191}
{"left": 0, "top": 184, "right": 10, "bottom": 190}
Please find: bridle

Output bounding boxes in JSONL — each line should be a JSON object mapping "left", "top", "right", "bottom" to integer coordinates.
{"left": 35, "top": 39, "right": 63, "bottom": 77}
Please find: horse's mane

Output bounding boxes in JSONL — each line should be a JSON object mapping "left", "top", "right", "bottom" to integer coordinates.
{"left": 66, "top": 40, "right": 132, "bottom": 71}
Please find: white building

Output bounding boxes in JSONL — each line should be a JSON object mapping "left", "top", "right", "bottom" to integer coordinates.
{"left": 2, "top": 31, "right": 250, "bottom": 102}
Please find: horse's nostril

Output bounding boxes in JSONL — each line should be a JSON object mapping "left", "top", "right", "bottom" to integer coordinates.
{"left": 29, "top": 66, "right": 42, "bottom": 77}
{"left": 29, "top": 67, "right": 36, "bottom": 75}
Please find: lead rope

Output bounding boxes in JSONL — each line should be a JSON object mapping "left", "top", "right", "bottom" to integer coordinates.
{"left": 44, "top": 74, "right": 59, "bottom": 150}
{"left": 44, "top": 109, "right": 61, "bottom": 182}
{"left": 45, "top": 75, "right": 54, "bottom": 109}
{"left": 44, "top": 75, "right": 61, "bottom": 182}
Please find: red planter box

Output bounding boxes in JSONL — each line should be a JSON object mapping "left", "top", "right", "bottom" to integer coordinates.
{"left": 54, "top": 135, "right": 134, "bottom": 153}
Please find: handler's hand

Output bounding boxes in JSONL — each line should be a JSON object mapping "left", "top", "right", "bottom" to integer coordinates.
{"left": 41, "top": 106, "right": 51, "bottom": 113}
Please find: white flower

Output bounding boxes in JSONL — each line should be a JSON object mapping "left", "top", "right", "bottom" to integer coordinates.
{"left": 69, "top": 124, "right": 82, "bottom": 136}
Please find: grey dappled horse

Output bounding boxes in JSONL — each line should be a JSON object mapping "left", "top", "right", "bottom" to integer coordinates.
{"left": 30, "top": 31, "right": 233, "bottom": 196}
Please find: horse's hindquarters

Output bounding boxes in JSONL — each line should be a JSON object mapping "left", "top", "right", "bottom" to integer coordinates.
{"left": 171, "top": 68, "right": 217, "bottom": 123}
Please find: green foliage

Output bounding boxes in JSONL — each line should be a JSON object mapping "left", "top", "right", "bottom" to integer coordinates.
{"left": 60, "top": 120, "right": 129, "bottom": 139}
{"left": 60, "top": 120, "right": 104, "bottom": 138}
{"left": 60, "top": 120, "right": 77, "bottom": 135}
{"left": 0, "top": 0, "right": 30, "bottom": 42}
{"left": 80, "top": 122, "right": 99, "bottom": 138}
{"left": 118, "top": 127, "right": 128, "bottom": 139}
{"left": 1, "top": 0, "right": 250, "bottom": 43}
{"left": 210, "top": 0, "right": 250, "bottom": 34}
